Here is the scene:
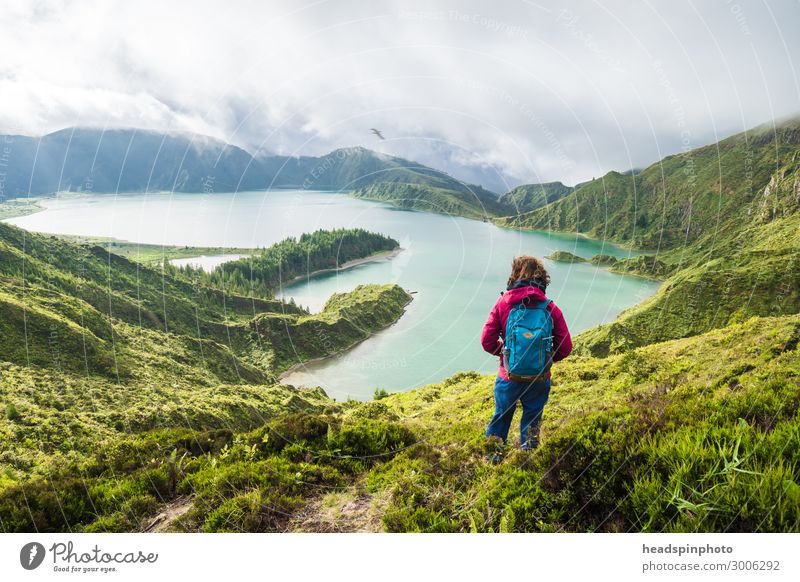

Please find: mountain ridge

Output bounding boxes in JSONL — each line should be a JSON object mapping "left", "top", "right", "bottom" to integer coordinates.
{"left": 0, "top": 127, "right": 497, "bottom": 198}
{"left": 495, "top": 117, "right": 800, "bottom": 356}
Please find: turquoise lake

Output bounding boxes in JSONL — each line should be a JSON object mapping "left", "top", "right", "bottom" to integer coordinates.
{"left": 6, "top": 190, "right": 660, "bottom": 401}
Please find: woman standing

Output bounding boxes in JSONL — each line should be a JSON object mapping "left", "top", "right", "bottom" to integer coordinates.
{"left": 480, "top": 256, "right": 573, "bottom": 458}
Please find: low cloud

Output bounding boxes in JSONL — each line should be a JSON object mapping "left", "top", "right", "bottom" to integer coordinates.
{"left": 1, "top": 0, "right": 797, "bottom": 189}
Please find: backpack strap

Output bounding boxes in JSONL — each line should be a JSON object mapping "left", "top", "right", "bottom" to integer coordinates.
{"left": 521, "top": 297, "right": 551, "bottom": 309}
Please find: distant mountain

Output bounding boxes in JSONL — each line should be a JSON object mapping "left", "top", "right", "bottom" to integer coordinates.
{"left": 498, "top": 117, "right": 800, "bottom": 248}
{"left": 295, "top": 146, "right": 474, "bottom": 191}
{"left": 498, "top": 181, "right": 573, "bottom": 214}
{"left": 0, "top": 128, "right": 266, "bottom": 196}
{"left": 352, "top": 181, "right": 511, "bottom": 219}
{"left": 0, "top": 128, "right": 491, "bottom": 198}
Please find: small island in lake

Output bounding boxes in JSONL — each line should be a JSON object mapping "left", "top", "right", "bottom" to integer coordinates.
{"left": 545, "top": 250, "right": 587, "bottom": 263}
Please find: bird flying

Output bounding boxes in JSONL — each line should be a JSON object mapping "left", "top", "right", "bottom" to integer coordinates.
{"left": 370, "top": 128, "right": 385, "bottom": 140}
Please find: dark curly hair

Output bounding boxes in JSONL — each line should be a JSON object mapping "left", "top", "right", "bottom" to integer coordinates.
{"left": 507, "top": 255, "right": 550, "bottom": 289}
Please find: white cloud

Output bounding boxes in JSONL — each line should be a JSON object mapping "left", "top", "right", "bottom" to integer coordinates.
{"left": 1, "top": 0, "right": 798, "bottom": 189}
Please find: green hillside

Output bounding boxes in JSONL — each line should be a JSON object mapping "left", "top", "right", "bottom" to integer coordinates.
{"left": 498, "top": 118, "right": 800, "bottom": 354}
{"left": 499, "top": 118, "right": 800, "bottom": 248}
{"left": 370, "top": 313, "right": 800, "bottom": 532}
{"left": 499, "top": 181, "right": 573, "bottom": 214}
{"left": 3, "top": 312, "right": 797, "bottom": 532}
{"left": 545, "top": 250, "right": 587, "bottom": 263}
{"left": 352, "top": 182, "right": 512, "bottom": 219}
{"left": 299, "top": 147, "right": 476, "bottom": 191}
{"left": 0, "top": 128, "right": 267, "bottom": 196}
{"left": 0, "top": 223, "right": 411, "bottom": 478}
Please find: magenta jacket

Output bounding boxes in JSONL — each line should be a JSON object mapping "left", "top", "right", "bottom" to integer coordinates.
{"left": 480, "top": 285, "right": 573, "bottom": 381}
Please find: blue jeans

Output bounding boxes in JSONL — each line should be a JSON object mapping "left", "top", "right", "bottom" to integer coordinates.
{"left": 486, "top": 375, "right": 551, "bottom": 449}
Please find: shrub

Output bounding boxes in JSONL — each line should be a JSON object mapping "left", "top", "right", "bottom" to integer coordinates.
{"left": 179, "top": 429, "right": 233, "bottom": 457}
{"left": 81, "top": 512, "right": 133, "bottom": 533}
{"left": 327, "top": 419, "right": 415, "bottom": 460}
{"left": 347, "top": 401, "right": 398, "bottom": 421}
{"left": 5, "top": 403, "right": 19, "bottom": 421}
{"left": 0, "top": 478, "right": 95, "bottom": 532}
{"left": 248, "top": 412, "right": 331, "bottom": 455}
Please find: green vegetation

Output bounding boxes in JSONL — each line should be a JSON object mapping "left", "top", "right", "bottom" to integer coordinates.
{"left": 300, "top": 146, "right": 482, "bottom": 192}
{"left": 1, "top": 118, "right": 799, "bottom": 533}
{"left": 257, "top": 284, "right": 412, "bottom": 371}
{"left": 184, "top": 228, "right": 398, "bottom": 297}
{"left": 545, "top": 250, "right": 587, "bottom": 263}
{"left": 499, "top": 117, "right": 800, "bottom": 355}
{"left": 589, "top": 254, "right": 618, "bottom": 265}
{"left": 497, "top": 119, "right": 800, "bottom": 247}
{"left": 3, "top": 313, "right": 796, "bottom": 532}
{"left": 352, "top": 182, "right": 512, "bottom": 219}
{"left": 0, "top": 222, "right": 410, "bottom": 483}
{"left": 53, "top": 236, "right": 254, "bottom": 266}
{"left": 499, "top": 182, "right": 573, "bottom": 214}
{"left": 0, "top": 129, "right": 491, "bottom": 195}
{"left": 0, "top": 198, "right": 44, "bottom": 220}
{"left": 368, "top": 314, "right": 800, "bottom": 532}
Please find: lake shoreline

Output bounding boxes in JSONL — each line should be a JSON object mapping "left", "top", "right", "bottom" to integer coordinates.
{"left": 278, "top": 291, "right": 414, "bottom": 387}
{"left": 0, "top": 197, "right": 46, "bottom": 220}
{"left": 280, "top": 247, "right": 404, "bottom": 289}
{"left": 491, "top": 218, "right": 662, "bottom": 254}
{"left": 5, "top": 189, "right": 661, "bottom": 398}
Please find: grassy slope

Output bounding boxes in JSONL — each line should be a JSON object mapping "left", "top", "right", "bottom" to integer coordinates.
{"left": 497, "top": 119, "right": 800, "bottom": 247}
{"left": 498, "top": 181, "right": 574, "bottom": 214}
{"left": 370, "top": 314, "right": 799, "bottom": 532}
{"left": 496, "top": 118, "right": 800, "bottom": 355}
{"left": 352, "top": 182, "right": 512, "bottom": 219}
{"left": 0, "top": 198, "right": 45, "bottom": 220}
{"left": 575, "top": 182, "right": 800, "bottom": 357}
{"left": 0, "top": 223, "right": 410, "bottom": 481}
{"left": 4, "top": 313, "right": 795, "bottom": 532}
{"left": 252, "top": 284, "right": 412, "bottom": 373}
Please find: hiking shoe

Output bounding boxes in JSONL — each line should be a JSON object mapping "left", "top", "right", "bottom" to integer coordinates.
{"left": 484, "top": 435, "right": 506, "bottom": 464}
{"left": 521, "top": 422, "right": 541, "bottom": 450}
{"left": 487, "top": 451, "right": 504, "bottom": 464}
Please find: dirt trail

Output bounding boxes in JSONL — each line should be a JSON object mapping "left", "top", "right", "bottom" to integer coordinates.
{"left": 288, "top": 487, "right": 386, "bottom": 532}
{"left": 142, "top": 496, "right": 194, "bottom": 532}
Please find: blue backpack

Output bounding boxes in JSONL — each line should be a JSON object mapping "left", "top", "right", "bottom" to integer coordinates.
{"left": 502, "top": 298, "right": 554, "bottom": 381}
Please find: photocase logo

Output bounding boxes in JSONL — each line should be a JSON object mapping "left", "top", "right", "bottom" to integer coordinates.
{"left": 20, "top": 542, "right": 46, "bottom": 570}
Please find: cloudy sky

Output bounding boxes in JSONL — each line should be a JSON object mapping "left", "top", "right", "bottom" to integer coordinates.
{"left": 1, "top": 0, "right": 798, "bottom": 191}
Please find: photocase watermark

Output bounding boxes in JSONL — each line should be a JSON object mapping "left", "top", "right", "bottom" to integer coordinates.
{"left": 82, "top": 173, "right": 94, "bottom": 194}
{"left": 20, "top": 542, "right": 46, "bottom": 570}
{"left": 339, "top": 354, "right": 408, "bottom": 371}
{"left": 652, "top": 57, "right": 699, "bottom": 209}
{"left": 201, "top": 174, "right": 215, "bottom": 195}
{"left": 19, "top": 540, "right": 159, "bottom": 574}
